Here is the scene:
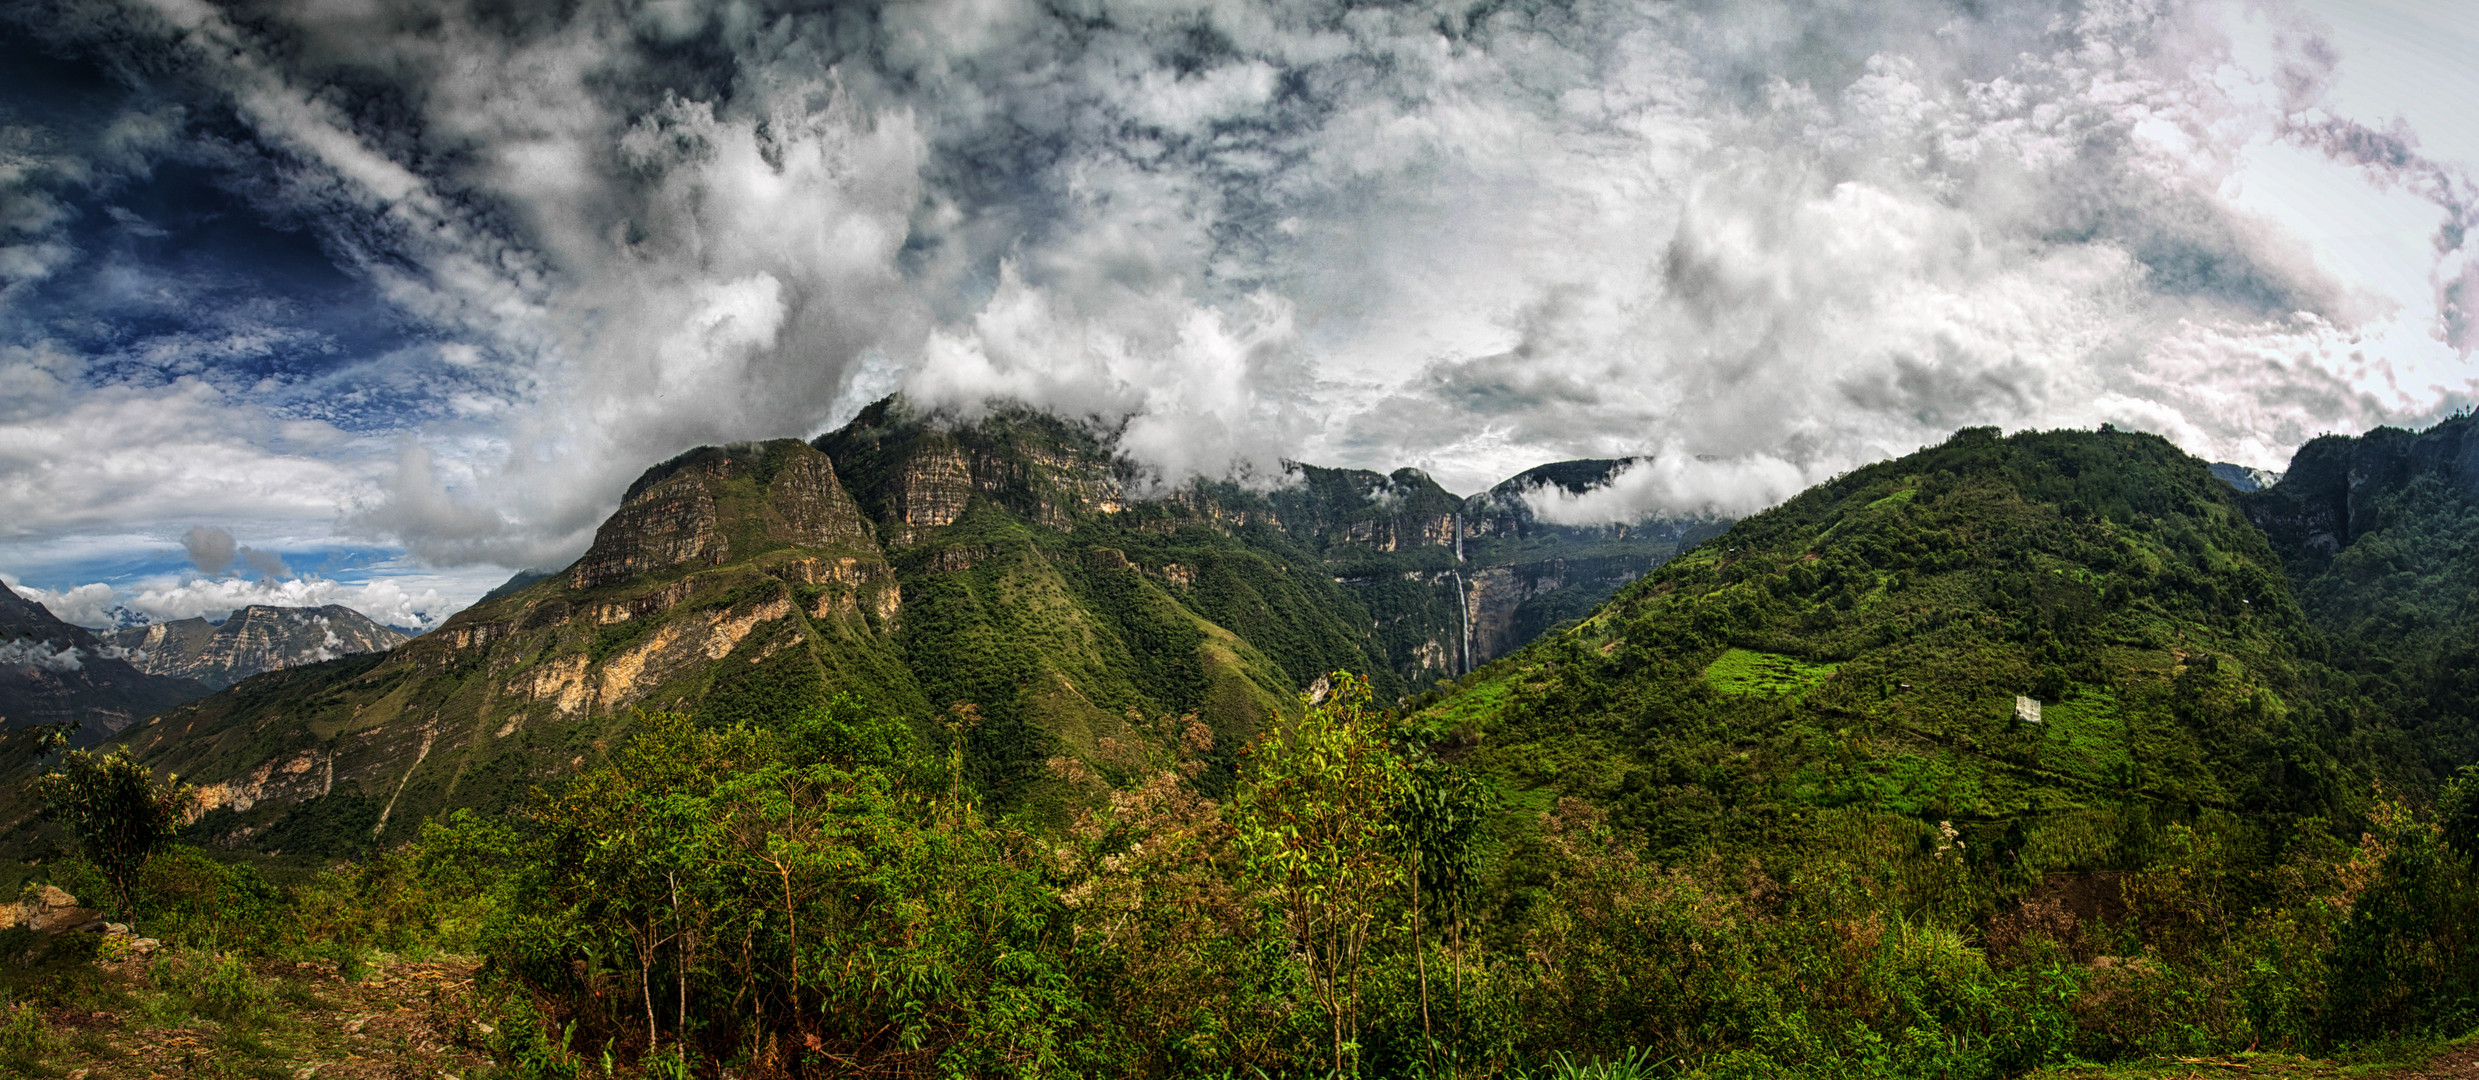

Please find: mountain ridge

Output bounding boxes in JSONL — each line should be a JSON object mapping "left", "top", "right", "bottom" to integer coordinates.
{"left": 103, "top": 604, "right": 408, "bottom": 691}
{"left": 0, "top": 582, "right": 206, "bottom": 746}
{"left": 1417, "top": 425, "right": 2366, "bottom": 860}
{"left": 82, "top": 404, "right": 1702, "bottom": 846}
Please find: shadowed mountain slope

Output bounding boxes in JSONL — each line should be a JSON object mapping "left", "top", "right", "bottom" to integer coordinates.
{"left": 0, "top": 582, "right": 207, "bottom": 746}
{"left": 2238, "top": 413, "right": 2479, "bottom": 782}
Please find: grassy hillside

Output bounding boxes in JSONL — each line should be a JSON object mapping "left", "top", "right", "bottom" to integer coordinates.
{"left": 8, "top": 422, "right": 2476, "bottom": 1080}
{"left": 1420, "top": 425, "right": 2371, "bottom": 859}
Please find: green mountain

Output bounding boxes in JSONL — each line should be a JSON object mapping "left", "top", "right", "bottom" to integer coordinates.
{"left": 1420, "top": 425, "right": 2367, "bottom": 858}
{"left": 2237, "top": 413, "right": 2479, "bottom": 783}
{"left": 89, "top": 400, "right": 1693, "bottom": 846}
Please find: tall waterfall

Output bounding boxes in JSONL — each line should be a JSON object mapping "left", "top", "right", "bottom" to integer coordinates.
{"left": 1450, "top": 569, "right": 1470, "bottom": 676}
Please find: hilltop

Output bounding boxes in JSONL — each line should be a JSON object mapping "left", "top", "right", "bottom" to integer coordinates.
{"left": 1421, "top": 425, "right": 2365, "bottom": 857}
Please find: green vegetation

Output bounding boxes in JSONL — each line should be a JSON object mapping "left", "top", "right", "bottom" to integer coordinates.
{"left": 4, "top": 671, "right": 2472, "bottom": 1079}
{"left": 9, "top": 420, "right": 2479, "bottom": 1078}
{"left": 30, "top": 726, "right": 199, "bottom": 915}
{"left": 1702, "top": 648, "right": 1839, "bottom": 696}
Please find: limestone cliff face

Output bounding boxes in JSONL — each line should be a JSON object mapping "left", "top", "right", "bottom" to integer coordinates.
{"left": 768, "top": 450, "right": 879, "bottom": 548}
{"left": 817, "top": 399, "right": 1130, "bottom": 547}
{"left": 106, "top": 605, "right": 408, "bottom": 691}
{"left": 117, "top": 403, "right": 1721, "bottom": 841}
{"left": 569, "top": 470, "right": 728, "bottom": 589}
{"left": 121, "top": 438, "right": 917, "bottom": 841}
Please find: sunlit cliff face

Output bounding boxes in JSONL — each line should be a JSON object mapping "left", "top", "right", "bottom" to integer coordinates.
{"left": 2, "top": 0, "right": 2476, "bottom": 624}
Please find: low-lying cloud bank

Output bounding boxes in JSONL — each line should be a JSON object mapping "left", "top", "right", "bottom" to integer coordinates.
{"left": 1521, "top": 453, "right": 1820, "bottom": 526}
{"left": 10, "top": 573, "right": 449, "bottom": 633}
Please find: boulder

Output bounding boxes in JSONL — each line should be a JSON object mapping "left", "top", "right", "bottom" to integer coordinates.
{"left": 16, "top": 884, "right": 103, "bottom": 934}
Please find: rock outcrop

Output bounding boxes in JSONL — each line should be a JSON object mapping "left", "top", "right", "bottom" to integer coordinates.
{"left": 105, "top": 605, "right": 408, "bottom": 691}
{"left": 2238, "top": 418, "right": 2479, "bottom": 568}
{"left": 13, "top": 884, "right": 101, "bottom": 934}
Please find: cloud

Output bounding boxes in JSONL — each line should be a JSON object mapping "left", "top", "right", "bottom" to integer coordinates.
{"left": 0, "top": 638, "right": 84, "bottom": 672}
{"left": 25, "top": 573, "right": 452, "bottom": 632}
{"left": 177, "top": 523, "right": 293, "bottom": 581}
{"left": 11, "top": 580, "right": 119, "bottom": 628}
{"left": 182, "top": 525, "right": 235, "bottom": 575}
{"left": 3, "top": 0, "right": 2476, "bottom": 592}
{"left": 1523, "top": 452, "right": 1818, "bottom": 525}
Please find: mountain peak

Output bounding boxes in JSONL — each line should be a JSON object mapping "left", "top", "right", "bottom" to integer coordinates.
{"left": 103, "top": 603, "right": 409, "bottom": 692}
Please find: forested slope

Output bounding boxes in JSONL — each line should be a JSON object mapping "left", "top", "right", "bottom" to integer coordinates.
{"left": 1422, "top": 425, "right": 2375, "bottom": 857}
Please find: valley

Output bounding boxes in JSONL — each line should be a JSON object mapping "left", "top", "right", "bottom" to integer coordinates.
{"left": 5, "top": 408, "right": 2476, "bottom": 1080}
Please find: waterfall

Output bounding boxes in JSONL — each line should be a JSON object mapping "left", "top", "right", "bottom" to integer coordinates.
{"left": 1451, "top": 569, "right": 1471, "bottom": 676}
{"left": 1452, "top": 513, "right": 1471, "bottom": 674}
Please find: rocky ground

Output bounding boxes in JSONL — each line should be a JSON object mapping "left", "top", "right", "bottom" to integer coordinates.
{"left": 2, "top": 947, "right": 497, "bottom": 1080}
{"left": 2026, "top": 1041, "right": 2479, "bottom": 1080}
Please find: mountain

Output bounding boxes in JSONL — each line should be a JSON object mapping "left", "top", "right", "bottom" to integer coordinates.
{"left": 0, "top": 582, "right": 206, "bottom": 746}
{"left": 2209, "top": 462, "right": 2282, "bottom": 492}
{"left": 812, "top": 398, "right": 1707, "bottom": 693}
{"left": 2236, "top": 413, "right": 2479, "bottom": 782}
{"left": 1419, "top": 425, "right": 2360, "bottom": 857}
{"left": 96, "top": 400, "right": 1705, "bottom": 846}
{"left": 103, "top": 605, "right": 410, "bottom": 691}
{"left": 477, "top": 569, "right": 555, "bottom": 603}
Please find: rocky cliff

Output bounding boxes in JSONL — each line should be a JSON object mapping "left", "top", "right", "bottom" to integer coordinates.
{"left": 109, "top": 403, "right": 1718, "bottom": 847}
{"left": 119, "top": 439, "right": 926, "bottom": 841}
{"left": 105, "top": 605, "right": 409, "bottom": 691}
{"left": 2235, "top": 414, "right": 2479, "bottom": 778}
{"left": 0, "top": 583, "right": 205, "bottom": 745}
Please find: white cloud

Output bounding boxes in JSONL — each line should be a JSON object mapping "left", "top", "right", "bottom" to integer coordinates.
{"left": 1523, "top": 452, "right": 1819, "bottom": 525}
{"left": 24, "top": 574, "right": 453, "bottom": 632}
{"left": 10, "top": 581, "right": 120, "bottom": 629}
{"left": 5, "top": 0, "right": 2477, "bottom": 587}
{"left": 0, "top": 375, "right": 380, "bottom": 541}
{"left": 0, "top": 638, "right": 85, "bottom": 672}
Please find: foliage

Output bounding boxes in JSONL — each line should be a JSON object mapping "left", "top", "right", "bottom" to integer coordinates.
{"left": 1702, "top": 649, "right": 1839, "bottom": 697}
{"left": 21, "top": 423, "right": 2479, "bottom": 1079}
{"left": 30, "top": 726, "right": 200, "bottom": 916}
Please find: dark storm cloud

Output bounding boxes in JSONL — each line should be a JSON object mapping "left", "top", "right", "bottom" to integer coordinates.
{"left": 2, "top": 0, "right": 2473, "bottom": 554}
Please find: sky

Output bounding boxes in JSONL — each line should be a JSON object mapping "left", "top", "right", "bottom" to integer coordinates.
{"left": 0, "top": 0, "right": 2474, "bottom": 631}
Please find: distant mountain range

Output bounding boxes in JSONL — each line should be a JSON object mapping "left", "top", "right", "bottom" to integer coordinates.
{"left": 0, "top": 582, "right": 204, "bottom": 746}
{"left": 2208, "top": 462, "right": 2284, "bottom": 493}
{"left": 103, "top": 606, "right": 409, "bottom": 691}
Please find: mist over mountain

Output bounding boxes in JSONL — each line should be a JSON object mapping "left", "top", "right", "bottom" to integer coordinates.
{"left": 0, "top": 580, "right": 203, "bottom": 746}
{"left": 93, "top": 399, "right": 1702, "bottom": 842}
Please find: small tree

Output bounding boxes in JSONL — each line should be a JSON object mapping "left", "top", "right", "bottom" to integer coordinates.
{"left": 1235, "top": 672, "right": 1411, "bottom": 1076}
{"left": 31, "top": 727, "right": 199, "bottom": 917}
